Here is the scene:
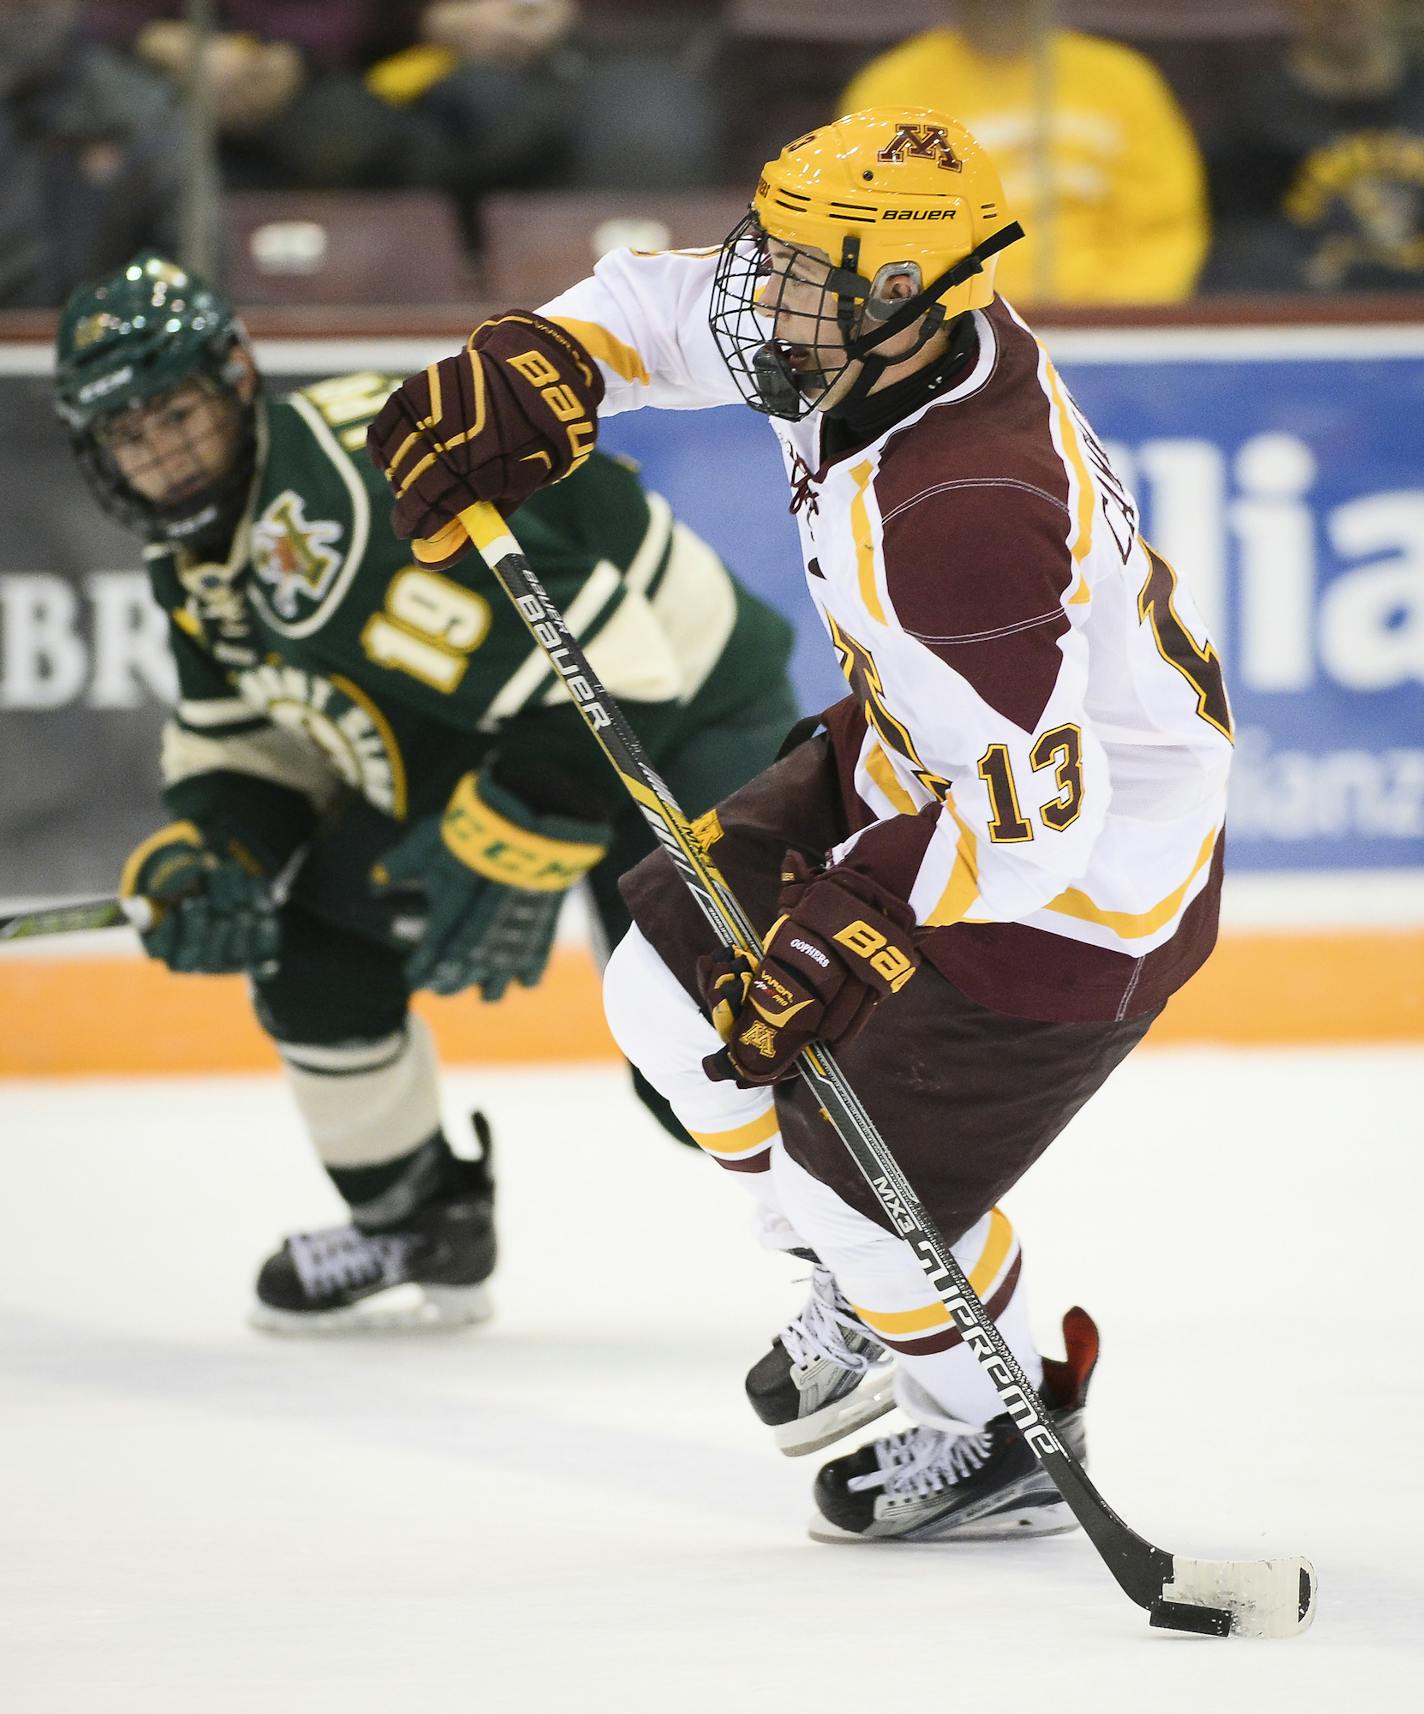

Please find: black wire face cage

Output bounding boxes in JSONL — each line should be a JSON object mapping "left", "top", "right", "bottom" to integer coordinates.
{"left": 74, "top": 354, "right": 257, "bottom": 555}
{"left": 709, "top": 212, "right": 875, "bottom": 421}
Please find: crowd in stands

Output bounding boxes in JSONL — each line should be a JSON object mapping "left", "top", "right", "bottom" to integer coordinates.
{"left": 2, "top": 0, "right": 1423, "bottom": 308}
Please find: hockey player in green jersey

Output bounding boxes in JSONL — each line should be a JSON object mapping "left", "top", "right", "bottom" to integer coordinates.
{"left": 53, "top": 251, "right": 797, "bottom": 1332}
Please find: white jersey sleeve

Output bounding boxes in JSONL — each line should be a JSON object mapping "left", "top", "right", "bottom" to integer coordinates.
{"left": 540, "top": 247, "right": 741, "bottom": 415}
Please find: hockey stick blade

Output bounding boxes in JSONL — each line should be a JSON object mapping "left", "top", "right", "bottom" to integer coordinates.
{"left": 447, "top": 496, "right": 1317, "bottom": 1639}
{"left": 0, "top": 896, "right": 149, "bottom": 942}
{"left": 1151, "top": 1554, "right": 1316, "bottom": 1640}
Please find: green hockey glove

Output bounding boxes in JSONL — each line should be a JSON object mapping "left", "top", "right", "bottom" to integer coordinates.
{"left": 372, "top": 772, "right": 609, "bottom": 1000}
{"left": 119, "top": 820, "right": 280, "bottom": 975}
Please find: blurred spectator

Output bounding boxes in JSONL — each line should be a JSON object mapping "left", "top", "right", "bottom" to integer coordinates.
{"left": 1205, "top": 0, "right": 1424, "bottom": 292}
{"left": 557, "top": 0, "right": 724, "bottom": 191}
{"left": 838, "top": 0, "right": 1209, "bottom": 305}
{"left": 85, "top": 2, "right": 580, "bottom": 196}
{"left": 0, "top": 0, "right": 202, "bottom": 307}
{"left": 369, "top": 2, "right": 583, "bottom": 200}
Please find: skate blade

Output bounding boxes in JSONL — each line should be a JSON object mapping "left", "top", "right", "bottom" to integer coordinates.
{"left": 809, "top": 1495, "right": 1080, "bottom": 1546}
{"left": 775, "top": 1373, "right": 897, "bottom": 1458}
{"left": 249, "top": 1281, "right": 493, "bottom": 1336}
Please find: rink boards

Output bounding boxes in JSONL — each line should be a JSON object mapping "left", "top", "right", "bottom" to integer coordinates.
{"left": 2, "top": 877, "right": 1420, "bottom": 1074}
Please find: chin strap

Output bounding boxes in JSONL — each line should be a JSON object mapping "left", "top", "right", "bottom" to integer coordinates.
{"left": 824, "top": 306, "right": 943, "bottom": 417}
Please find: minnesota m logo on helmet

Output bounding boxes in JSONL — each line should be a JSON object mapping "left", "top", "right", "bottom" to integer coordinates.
{"left": 876, "top": 122, "right": 964, "bottom": 172}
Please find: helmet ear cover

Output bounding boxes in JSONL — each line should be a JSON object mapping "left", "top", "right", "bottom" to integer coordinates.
{"left": 861, "top": 261, "right": 923, "bottom": 323}
{"left": 843, "top": 219, "right": 1025, "bottom": 356}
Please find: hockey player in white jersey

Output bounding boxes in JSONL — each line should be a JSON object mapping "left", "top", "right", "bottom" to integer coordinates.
{"left": 367, "top": 110, "right": 1233, "bottom": 1542}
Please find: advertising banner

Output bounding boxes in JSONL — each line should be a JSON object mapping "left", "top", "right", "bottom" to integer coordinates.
{"left": 2, "top": 325, "right": 1422, "bottom": 898}
{"left": 0, "top": 365, "right": 171, "bottom": 897}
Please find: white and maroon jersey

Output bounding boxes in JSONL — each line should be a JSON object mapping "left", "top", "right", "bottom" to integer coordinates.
{"left": 542, "top": 249, "right": 1233, "bottom": 1022}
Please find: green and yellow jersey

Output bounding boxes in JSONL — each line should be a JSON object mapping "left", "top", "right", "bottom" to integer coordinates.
{"left": 149, "top": 371, "right": 794, "bottom": 860}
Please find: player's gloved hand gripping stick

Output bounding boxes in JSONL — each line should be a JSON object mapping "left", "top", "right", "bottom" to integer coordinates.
{"left": 0, "top": 854, "right": 266, "bottom": 959}
{"left": 446, "top": 498, "right": 1316, "bottom": 1642}
{"left": 1, "top": 827, "right": 282, "bottom": 966}
{"left": 118, "top": 821, "right": 280, "bottom": 975}
{"left": 697, "top": 850, "right": 922, "bottom": 1085}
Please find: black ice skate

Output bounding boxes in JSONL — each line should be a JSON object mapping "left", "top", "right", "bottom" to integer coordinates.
{"left": 251, "top": 1148, "right": 496, "bottom": 1334}
{"left": 809, "top": 1306, "right": 1098, "bottom": 1543}
{"left": 746, "top": 1264, "right": 895, "bottom": 1456}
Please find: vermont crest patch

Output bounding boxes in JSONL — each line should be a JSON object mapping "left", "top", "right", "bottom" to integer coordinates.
{"left": 252, "top": 490, "right": 344, "bottom": 619}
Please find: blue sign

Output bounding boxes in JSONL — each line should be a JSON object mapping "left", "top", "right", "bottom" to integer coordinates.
{"left": 602, "top": 333, "right": 1424, "bottom": 873}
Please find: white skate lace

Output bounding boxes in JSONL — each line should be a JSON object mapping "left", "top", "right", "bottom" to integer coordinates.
{"left": 847, "top": 1426, "right": 995, "bottom": 1500}
{"left": 287, "top": 1225, "right": 416, "bottom": 1297}
{"left": 780, "top": 1266, "right": 890, "bottom": 1377}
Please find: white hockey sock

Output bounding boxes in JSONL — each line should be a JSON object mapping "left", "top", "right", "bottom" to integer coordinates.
{"left": 604, "top": 924, "right": 805, "bottom": 1248}
{"left": 278, "top": 1013, "right": 442, "bottom": 1173}
{"left": 770, "top": 1147, "right": 1043, "bottom": 1427}
{"left": 887, "top": 1249, "right": 1043, "bottom": 1431}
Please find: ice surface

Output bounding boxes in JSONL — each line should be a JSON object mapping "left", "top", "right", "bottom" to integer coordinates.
{"left": 1, "top": 1047, "right": 1421, "bottom": 1713}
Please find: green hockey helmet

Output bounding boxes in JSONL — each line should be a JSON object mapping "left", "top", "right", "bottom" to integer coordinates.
{"left": 54, "top": 251, "right": 258, "bottom": 550}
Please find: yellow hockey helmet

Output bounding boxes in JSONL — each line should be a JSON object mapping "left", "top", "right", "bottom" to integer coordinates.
{"left": 709, "top": 109, "right": 1024, "bottom": 419}
{"left": 755, "top": 108, "right": 1017, "bottom": 320}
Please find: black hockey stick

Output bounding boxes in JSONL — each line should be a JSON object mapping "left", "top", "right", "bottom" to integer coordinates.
{"left": 0, "top": 896, "right": 151, "bottom": 943}
{"left": 454, "top": 500, "right": 1314, "bottom": 1639}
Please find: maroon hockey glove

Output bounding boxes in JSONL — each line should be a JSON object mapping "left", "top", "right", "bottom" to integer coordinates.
{"left": 367, "top": 311, "right": 603, "bottom": 563}
{"left": 696, "top": 853, "right": 920, "bottom": 1087}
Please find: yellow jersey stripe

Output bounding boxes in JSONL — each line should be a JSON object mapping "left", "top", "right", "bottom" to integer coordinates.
{"left": 863, "top": 740, "right": 918, "bottom": 816}
{"left": 1045, "top": 827, "right": 1218, "bottom": 938}
{"left": 689, "top": 1105, "right": 780, "bottom": 1157}
{"left": 1041, "top": 351, "right": 1094, "bottom": 568}
{"left": 851, "top": 1209, "right": 1015, "bottom": 1334}
{"left": 852, "top": 1300, "right": 950, "bottom": 1335}
{"left": 969, "top": 1206, "right": 1014, "bottom": 1296}
{"left": 329, "top": 675, "right": 408, "bottom": 821}
{"left": 549, "top": 317, "right": 652, "bottom": 386}
{"left": 849, "top": 460, "right": 887, "bottom": 626}
{"left": 924, "top": 791, "right": 981, "bottom": 926}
